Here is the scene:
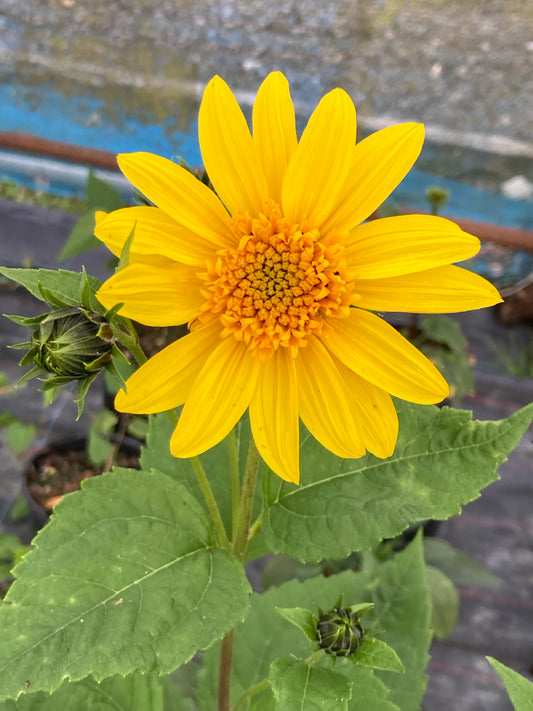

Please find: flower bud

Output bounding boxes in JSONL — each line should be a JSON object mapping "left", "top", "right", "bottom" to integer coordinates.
{"left": 316, "top": 606, "right": 364, "bottom": 657}
{"left": 29, "top": 307, "right": 113, "bottom": 378}
{"left": 426, "top": 185, "right": 450, "bottom": 215}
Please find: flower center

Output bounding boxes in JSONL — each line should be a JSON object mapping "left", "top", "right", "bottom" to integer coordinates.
{"left": 197, "top": 202, "right": 352, "bottom": 359}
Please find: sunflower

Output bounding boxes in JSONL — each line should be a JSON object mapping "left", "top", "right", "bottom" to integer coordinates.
{"left": 95, "top": 72, "right": 501, "bottom": 484}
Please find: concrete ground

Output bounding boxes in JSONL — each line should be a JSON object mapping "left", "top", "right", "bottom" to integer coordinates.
{"left": 0, "top": 199, "right": 532, "bottom": 709}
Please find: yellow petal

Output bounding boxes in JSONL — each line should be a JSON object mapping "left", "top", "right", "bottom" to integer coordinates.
{"left": 252, "top": 71, "right": 298, "bottom": 205}
{"left": 297, "top": 336, "right": 366, "bottom": 459}
{"left": 322, "top": 309, "right": 449, "bottom": 404}
{"left": 199, "top": 75, "right": 268, "bottom": 216}
{"left": 117, "top": 152, "right": 236, "bottom": 248}
{"left": 96, "top": 259, "right": 204, "bottom": 326}
{"left": 322, "top": 123, "right": 424, "bottom": 233}
{"left": 95, "top": 206, "right": 217, "bottom": 266}
{"left": 249, "top": 348, "right": 299, "bottom": 484}
{"left": 354, "top": 264, "right": 502, "bottom": 313}
{"left": 345, "top": 215, "right": 480, "bottom": 279}
{"left": 115, "top": 323, "right": 221, "bottom": 414}
{"left": 282, "top": 88, "right": 357, "bottom": 228}
{"left": 171, "top": 338, "right": 260, "bottom": 457}
{"left": 333, "top": 357, "right": 399, "bottom": 458}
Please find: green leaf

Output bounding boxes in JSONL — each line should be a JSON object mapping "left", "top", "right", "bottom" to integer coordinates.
{"left": 0, "top": 268, "right": 102, "bottom": 312}
{"left": 163, "top": 667, "right": 198, "bottom": 711}
{"left": 0, "top": 673, "right": 165, "bottom": 711}
{"left": 419, "top": 315, "right": 467, "bottom": 353}
{"left": 58, "top": 211, "right": 101, "bottom": 261}
{"left": 353, "top": 638, "right": 405, "bottom": 673}
{"left": 195, "top": 537, "right": 428, "bottom": 711}
{"left": 87, "top": 409, "right": 118, "bottom": 465}
{"left": 0, "top": 534, "right": 23, "bottom": 579}
{"left": 425, "top": 565, "right": 459, "bottom": 639}
{"left": 263, "top": 402, "right": 533, "bottom": 562}
{"left": 86, "top": 171, "right": 124, "bottom": 212}
{"left": 269, "top": 658, "right": 352, "bottom": 711}
{"left": 487, "top": 657, "right": 533, "bottom": 710}
{"left": 366, "top": 536, "right": 430, "bottom": 709}
{"left": 344, "top": 667, "right": 400, "bottom": 711}
{"left": 141, "top": 413, "right": 262, "bottom": 549}
{"left": 7, "top": 496, "right": 30, "bottom": 523}
{"left": 116, "top": 224, "right": 136, "bottom": 271}
{"left": 127, "top": 416, "right": 149, "bottom": 441}
{"left": 275, "top": 607, "right": 317, "bottom": 642}
{"left": 0, "top": 468, "right": 251, "bottom": 701}
{"left": 424, "top": 538, "right": 500, "bottom": 587}
{"left": 419, "top": 343, "right": 474, "bottom": 402}
{"left": 261, "top": 556, "right": 325, "bottom": 590}
{"left": 6, "top": 420, "right": 36, "bottom": 453}
{"left": 0, "top": 411, "right": 14, "bottom": 426}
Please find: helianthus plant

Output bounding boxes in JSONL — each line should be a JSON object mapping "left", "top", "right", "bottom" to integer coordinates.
{"left": 0, "top": 73, "right": 531, "bottom": 711}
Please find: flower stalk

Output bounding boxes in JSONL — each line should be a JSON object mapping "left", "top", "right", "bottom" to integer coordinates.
{"left": 218, "top": 435, "right": 261, "bottom": 711}
{"left": 190, "top": 456, "right": 230, "bottom": 550}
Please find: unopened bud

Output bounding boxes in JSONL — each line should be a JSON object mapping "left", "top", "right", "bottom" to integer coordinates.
{"left": 316, "top": 606, "right": 364, "bottom": 657}
{"left": 28, "top": 307, "right": 113, "bottom": 378}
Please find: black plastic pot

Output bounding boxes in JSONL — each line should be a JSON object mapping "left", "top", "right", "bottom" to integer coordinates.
{"left": 22, "top": 436, "right": 140, "bottom": 529}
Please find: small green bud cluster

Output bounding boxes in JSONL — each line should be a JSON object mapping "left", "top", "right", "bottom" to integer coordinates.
{"left": 316, "top": 606, "right": 364, "bottom": 657}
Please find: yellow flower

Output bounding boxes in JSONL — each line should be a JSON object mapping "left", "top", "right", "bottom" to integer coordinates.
{"left": 95, "top": 72, "right": 501, "bottom": 484}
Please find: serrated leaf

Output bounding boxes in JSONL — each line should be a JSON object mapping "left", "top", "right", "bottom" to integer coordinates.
{"left": 269, "top": 658, "right": 352, "bottom": 711}
{"left": 425, "top": 565, "right": 459, "bottom": 640}
{"left": 487, "top": 657, "right": 533, "bottom": 710}
{"left": 0, "top": 468, "right": 250, "bottom": 701}
{"left": 58, "top": 211, "right": 101, "bottom": 260}
{"left": 370, "top": 537, "right": 431, "bottom": 710}
{"left": 263, "top": 402, "right": 533, "bottom": 562}
{"left": 140, "top": 413, "right": 262, "bottom": 550}
{"left": 424, "top": 538, "right": 500, "bottom": 588}
{"left": 0, "top": 268, "right": 102, "bottom": 312}
{"left": 0, "top": 673, "right": 164, "bottom": 711}
{"left": 353, "top": 637, "right": 405, "bottom": 673}
{"left": 195, "top": 537, "right": 428, "bottom": 711}
{"left": 276, "top": 607, "right": 317, "bottom": 642}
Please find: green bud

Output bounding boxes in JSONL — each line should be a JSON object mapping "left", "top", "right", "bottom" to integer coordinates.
{"left": 316, "top": 606, "right": 364, "bottom": 657}
{"left": 425, "top": 185, "right": 450, "bottom": 215}
{"left": 28, "top": 307, "right": 114, "bottom": 378}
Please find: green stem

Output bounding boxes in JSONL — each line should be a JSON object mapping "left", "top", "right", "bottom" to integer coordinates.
{"left": 128, "top": 341, "right": 148, "bottom": 366}
{"left": 230, "top": 679, "right": 270, "bottom": 711}
{"left": 190, "top": 456, "right": 230, "bottom": 550}
{"left": 227, "top": 430, "right": 241, "bottom": 540}
{"left": 305, "top": 649, "right": 326, "bottom": 666}
{"left": 117, "top": 320, "right": 148, "bottom": 366}
{"left": 247, "top": 513, "right": 263, "bottom": 545}
{"left": 232, "top": 437, "right": 260, "bottom": 561}
{"left": 218, "top": 437, "right": 261, "bottom": 711}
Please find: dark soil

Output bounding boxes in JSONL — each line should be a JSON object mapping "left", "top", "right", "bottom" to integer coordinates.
{"left": 25, "top": 442, "right": 140, "bottom": 513}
